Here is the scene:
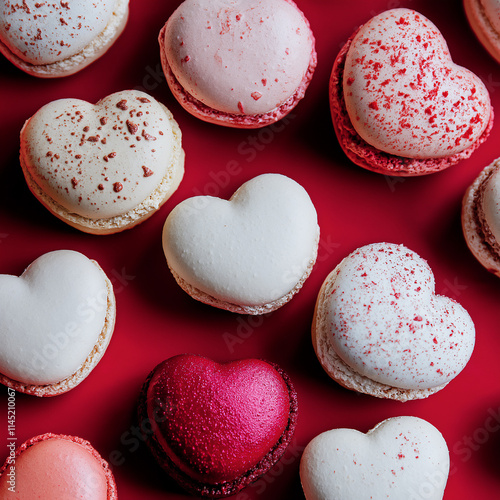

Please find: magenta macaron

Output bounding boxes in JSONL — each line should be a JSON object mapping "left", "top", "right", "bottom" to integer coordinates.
{"left": 137, "top": 354, "right": 298, "bottom": 497}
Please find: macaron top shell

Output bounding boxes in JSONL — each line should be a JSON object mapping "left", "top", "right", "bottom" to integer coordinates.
{"left": 145, "top": 355, "right": 291, "bottom": 485}
{"left": 21, "top": 90, "right": 177, "bottom": 220}
{"left": 0, "top": 0, "right": 115, "bottom": 65}
{"left": 324, "top": 243, "right": 475, "bottom": 390}
{"left": 0, "top": 250, "right": 109, "bottom": 386}
{"left": 162, "top": 0, "right": 314, "bottom": 116}
{"left": 0, "top": 435, "right": 112, "bottom": 499}
{"left": 343, "top": 8, "right": 491, "bottom": 159}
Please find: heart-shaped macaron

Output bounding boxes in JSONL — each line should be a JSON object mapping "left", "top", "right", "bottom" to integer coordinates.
{"left": 0, "top": 433, "right": 117, "bottom": 499}
{"left": 138, "top": 354, "right": 298, "bottom": 498}
{"left": 162, "top": 173, "right": 319, "bottom": 314}
{"left": 313, "top": 242, "right": 475, "bottom": 401}
{"left": 0, "top": 250, "right": 115, "bottom": 396}
{"left": 20, "top": 90, "right": 184, "bottom": 234}
{"left": 343, "top": 8, "right": 491, "bottom": 160}
{"left": 0, "top": 0, "right": 129, "bottom": 77}
{"left": 300, "top": 416, "right": 450, "bottom": 500}
{"left": 330, "top": 8, "right": 493, "bottom": 176}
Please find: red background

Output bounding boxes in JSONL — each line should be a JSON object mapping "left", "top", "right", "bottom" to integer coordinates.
{"left": 2, "top": 0, "right": 500, "bottom": 498}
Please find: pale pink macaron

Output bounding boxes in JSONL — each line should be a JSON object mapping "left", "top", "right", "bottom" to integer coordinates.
{"left": 462, "top": 157, "right": 500, "bottom": 277}
{"left": 0, "top": 433, "right": 117, "bottom": 499}
{"left": 464, "top": 0, "right": 500, "bottom": 64}
{"left": 159, "top": 0, "right": 317, "bottom": 128}
{"left": 0, "top": 0, "right": 129, "bottom": 78}
{"left": 330, "top": 8, "right": 493, "bottom": 176}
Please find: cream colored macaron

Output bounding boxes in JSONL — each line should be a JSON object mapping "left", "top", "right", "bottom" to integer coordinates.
{"left": 300, "top": 416, "right": 450, "bottom": 500}
{"left": 0, "top": 0, "right": 129, "bottom": 78}
{"left": 20, "top": 90, "right": 184, "bottom": 234}
{"left": 162, "top": 174, "right": 320, "bottom": 315}
{"left": 312, "top": 242, "right": 475, "bottom": 401}
{"left": 0, "top": 250, "right": 116, "bottom": 397}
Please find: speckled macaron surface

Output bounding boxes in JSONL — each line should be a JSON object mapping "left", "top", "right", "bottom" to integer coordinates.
{"left": 20, "top": 89, "right": 183, "bottom": 232}
{"left": 138, "top": 354, "right": 298, "bottom": 497}
{"left": 343, "top": 8, "right": 491, "bottom": 159}
{"left": 0, "top": 0, "right": 115, "bottom": 65}
{"left": 313, "top": 242, "right": 475, "bottom": 398}
{"left": 300, "top": 416, "right": 450, "bottom": 500}
{"left": 0, "top": 250, "right": 112, "bottom": 390}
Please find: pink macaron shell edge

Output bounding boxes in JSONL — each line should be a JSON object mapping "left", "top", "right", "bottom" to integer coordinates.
{"left": 136, "top": 356, "right": 298, "bottom": 498}
{"left": 329, "top": 31, "right": 494, "bottom": 176}
{"left": 0, "top": 433, "right": 117, "bottom": 499}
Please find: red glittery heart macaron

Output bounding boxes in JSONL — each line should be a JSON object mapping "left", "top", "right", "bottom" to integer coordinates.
{"left": 137, "top": 354, "right": 298, "bottom": 498}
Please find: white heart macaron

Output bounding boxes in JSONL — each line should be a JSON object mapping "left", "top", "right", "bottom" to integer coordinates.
{"left": 300, "top": 416, "right": 450, "bottom": 500}
{"left": 0, "top": 0, "right": 129, "bottom": 77}
{"left": 20, "top": 90, "right": 185, "bottom": 234}
{"left": 312, "top": 242, "right": 475, "bottom": 401}
{"left": 162, "top": 173, "right": 320, "bottom": 314}
{"left": 0, "top": 250, "right": 116, "bottom": 396}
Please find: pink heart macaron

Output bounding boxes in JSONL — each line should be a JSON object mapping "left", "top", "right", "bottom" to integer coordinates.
{"left": 162, "top": 173, "right": 320, "bottom": 314}
{"left": 20, "top": 90, "right": 185, "bottom": 234}
{"left": 159, "top": 0, "right": 317, "bottom": 128}
{"left": 464, "top": 0, "right": 500, "bottom": 64}
{"left": 330, "top": 8, "right": 493, "bottom": 176}
{"left": 0, "top": 0, "right": 129, "bottom": 77}
{"left": 312, "top": 242, "right": 475, "bottom": 401}
{"left": 0, "top": 433, "right": 117, "bottom": 499}
{"left": 137, "top": 354, "right": 298, "bottom": 498}
{"left": 300, "top": 416, "right": 450, "bottom": 500}
{"left": 462, "top": 157, "right": 500, "bottom": 277}
{"left": 0, "top": 250, "right": 116, "bottom": 396}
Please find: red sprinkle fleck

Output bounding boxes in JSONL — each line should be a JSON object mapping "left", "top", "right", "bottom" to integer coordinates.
{"left": 126, "top": 120, "right": 139, "bottom": 134}
{"left": 100, "top": 117, "right": 108, "bottom": 126}
{"left": 142, "top": 130, "right": 157, "bottom": 141}
{"left": 98, "top": 184, "right": 104, "bottom": 190}
{"left": 113, "top": 182, "right": 123, "bottom": 193}
{"left": 142, "top": 166, "right": 154, "bottom": 177}
{"left": 137, "top": 97, "right": 151, "bottom": 103}
{"left": 83, "top": 126, "right": 89, "bottom": 132}
{"left": 369, "top": 101, "right": 379, "bottom": 110}
{"left": 71, "top": 178, "right": 79, "bottom": 188}
{"left": 116, "top": 100, "right": 128, "bottom": 110}
{"left": 237, "top": 101, "right": 245, "bottom": 113}
{"left": 251, "top": 92, "right": 262, "bottom": 101}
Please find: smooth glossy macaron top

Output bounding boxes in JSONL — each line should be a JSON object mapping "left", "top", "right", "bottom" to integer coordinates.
{"left": 0, "top": 434, "right": 115, "bottom": 499}
{"left": 0, "top": 0, "right": 115, "bottom": 65}
{"left": 342, "top": 8, "right": 491, "bottom": 159}
{"left": 320, "top": 243, "right": 475, "bottom": 391}
{"left": 162, "top": 173, "right": 319, "bottom": 312}
{"left": 0, "top": 250, "right": 110, "bottom": 388}
{"left": 161, "top": 0, "right": 315, "bottom": 121}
